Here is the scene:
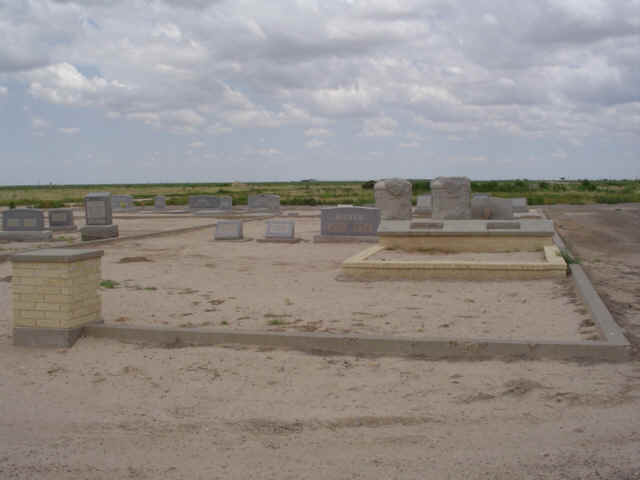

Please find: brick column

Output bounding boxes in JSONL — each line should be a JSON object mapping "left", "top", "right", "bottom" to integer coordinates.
{"left": 11, "top": 248, "right": 104, "bottom": 347}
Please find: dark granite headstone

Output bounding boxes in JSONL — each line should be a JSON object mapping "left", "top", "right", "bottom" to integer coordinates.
{"left": 2, "top": 209, "right": 45, "bottom": 231}
{"left": 84, "top": 192, "right": 112, "bottom": 226}
{"left": 249, "top": 194, "right": 280, "bottom": 211}
{"left": 321, "top": 207, "right": 381, "bottom": 236}
{"left": 189, "top": 195, "right": 232, "bottom": 210}
{"left": 48, "top": 209, "right": 76, "bottom": 231}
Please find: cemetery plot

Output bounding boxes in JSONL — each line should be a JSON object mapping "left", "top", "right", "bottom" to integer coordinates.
{"left": 95, "top": 216, "right": 597, "bottom": 343}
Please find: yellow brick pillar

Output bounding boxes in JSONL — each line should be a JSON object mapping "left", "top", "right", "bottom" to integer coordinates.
{"left": 11, "top": 248, "right": 104, "bottom": 347}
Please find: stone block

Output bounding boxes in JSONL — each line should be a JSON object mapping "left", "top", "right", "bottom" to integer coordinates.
{"left": 248, "top": 194, "right": 280, "bottom": 211}
{"left": 0, "top": 231, "right": 53, "bottom": 242}
{"left": 431, "top": 177, "right": 471, "bottom": 219}
{"left": 154, "top": 195, "right": 166, "bottom": 209}
{"left": 512, "top": 197, "right": 528, "bottom": 212}
{"left": 414, "top": 194, "right": 432, "bottom": 215}
{"left": 215, "top": 220, "right": 243, "bottom": 240}
{"left": 48, "top": 208, "right": 76, "bottom": 231}
{"left": 2, "top": 209, "right": 45, "bottom": 231}
{"left": 80, "top": 224, "right": 119, "bottom": 241}
{"left": 265, "top": 220, "right": 295, "bottom": 239}
{"left": 84, "top": 192, "right": 112, "bottom": 225}
{"left": 320, "top": 207, "right": 381, "bottom": 236}
{"left": 189, "top": 195, "right": 232, "bottom": 210}
{"left": 374, "top": 178, "right": 412, "bottom": 220}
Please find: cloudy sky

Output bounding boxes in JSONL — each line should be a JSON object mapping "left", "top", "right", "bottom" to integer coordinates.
{"left": 1, "top": 0, "right": 639, "bottom": 184}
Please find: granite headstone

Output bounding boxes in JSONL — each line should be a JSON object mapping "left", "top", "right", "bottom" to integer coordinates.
{"left": 320, "top": 207, "right": 381, "bottom": 236}
{"left": 431, "top": 177, "right": 472, "bottom": 220}
{"left": 215, "top": 220, "right": 243, "bottom": 240}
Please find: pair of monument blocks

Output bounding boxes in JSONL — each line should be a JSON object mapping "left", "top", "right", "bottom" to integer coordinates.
{"left": 11, "top": 249, "right": 103, "bottom": 347}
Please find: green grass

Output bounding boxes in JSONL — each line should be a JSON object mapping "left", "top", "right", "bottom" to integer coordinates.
{"left": 559, "top": 248, "right": 580, "bottom": 265}
{"left": 1, "top": 179, "right": 638, "bottom": 207}
{"left": 100, "top": 279, "right": 120, "bottom": 289}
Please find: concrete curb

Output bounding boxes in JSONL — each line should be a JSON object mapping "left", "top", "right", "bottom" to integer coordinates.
{"left": 83, "top": 324, "right": 629, "bottom": 361}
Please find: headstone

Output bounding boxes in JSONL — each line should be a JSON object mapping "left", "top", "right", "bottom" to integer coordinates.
{"left": 320, "top": 207, "right": 381, "bottom": 236}
{"left": 154, "top": 195, "right": 167, "bottom": 209}
{"left": 472, "top": 195, "right": 514, "bottom": 220}
{"left": 84, "top": 192, "right": 112, "bottom": 225}
{"left": 512, "top": 197, "right": 528, "bottom": 213}
{"left": 374, "top": 178, "right": 412, "bottom": 220}
{"left": 415, "top": 194, "right": 432, "bottom": 215}
{"left": 189, "top": 195, "right": 232, "bottom": 210}
{"left": 248, "top": 194, "right": 280, "bottom": 212}
{"left": 215, "top": 220, "right": 243, "bottom": 240}
{"left": 431, "top": 177, "right": 472, "bottom": 219}
{"left": 2, "top": 209, "right": 45, "bottom": 231}
{"left": 265, "top": 220, "right": 295, "bottom": 239}
{"left": 48, "top": 208, "right": 76, "bottom": 231}
{"left": 81, "top": 192, "right": 118, "bottom": 241}
{"left": 111, "top": 195, "right": 135, "bottom": 210}
{"left": 489, "top": 197, "right": 514, "bottom": 220}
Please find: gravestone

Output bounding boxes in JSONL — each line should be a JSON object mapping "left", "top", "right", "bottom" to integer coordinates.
{"left": 431, "top": 177, "right": 472, "bottom": 220}
{"left": 84, "top": 192, "right": 112, "bottom": 225}
{"left": 0, "top": 209, "right": 52, "bottom": 241}
{"left": 314, "top": 207, "right": 380, "bottom": 242}
{"left": 48, "top": 208, "right": 77, "bottom": 231}
{"left": 512, "top": 197, "right": 528, "bottom": 213}
{"left": 374, "top": 178, "right": 412, "bottom": 220}
{"left": 215, "top": 220, "right": 243, "bottom": 240}
{"left": 258, "top": 220, "right": 300, "bottom": 243}
{"left": 81, "top": 192, "right": 118, "bottom": 241}
{"left": 414, "top": 194, "right": 432, "bottom": 216}
{"left": 248, "top": 194, "right": 280, "bottom": 212}
{"left": 154, "top": 195, "right": 167, "bottom": 209}
{"left": 472, "top": 195, "right": 514, "bottom": 220}
{"left": 3, "top": 209, "right": 45, "bottom": 231}
{"left": 189, "top": 195, "right": 232, "bottom": 210}
{"left": 111, "top": 195, "right": 135, "bottom": 210}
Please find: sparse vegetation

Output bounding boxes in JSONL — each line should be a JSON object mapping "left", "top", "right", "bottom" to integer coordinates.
{"left": 100, "top": 279, "right": 120, "bottom": 289}
{"left": 559, "top": 248, "right": 580, "bottom": 265}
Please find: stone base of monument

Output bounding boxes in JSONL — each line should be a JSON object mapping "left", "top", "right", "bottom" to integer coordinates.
{"left": 313, "top": 234, "right": 379, "bottom": 243}
{"left": 50, "top": 225, "right": 78, "bottom": 232}
{"left": 213, "top": 237, "right": 253, "bottom": 242}
{"left": 0, "top": 230, "right": 53, "bottom": 242}
{"left": 412, "top": 208, "right": 432, "bottom": 217}
{"left": 80, "top": 224, "right": 119, "bottom": 241}
{"left": 11, "top": 248, "right": 104, "bottom": 347}
{"left": 341, "top": 244, "right": 567, "bottom": 281}
{"left": 257, "top": 237, "right": 303, "bottom": 244}
{"left": 377, "top": 219, "right": 555, "bottom": 253}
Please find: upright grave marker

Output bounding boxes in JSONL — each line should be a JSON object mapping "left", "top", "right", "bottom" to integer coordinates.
{"left": 80, "top": 192, "right": 119, "bottom": 241}
{"left": 314, "top": 206, "right": 380, "bottom": 243}
{"left": 374, "top": 178, "right": 412, "bottom": 220}
{"left": 248, "top": 194, "right": 280, "bottom": 212}
{"left": 0, "top": 209, "right": 52, "bottom": 241}
{"left": 48, "top": 208, "right": 77, "bottom": 232}
{"left": 512, "top": 197, "right": 528, "bottom": 213}
{"left": 431, "top": 177, "right": 472, "bottom": 220}
{"left": 214, "top": 220, "right": 244, "bottom": 240}
{"left": 258, "top": 220, "right": 300, "bottom": 243}
{"left": 414, "top": 194, "right": 432, "bottom": 216}
{"left": 189, "top": 195, "right": 232, "bottom": 210}
{"left": 154, "top": 195, "right": 167, "bottom": 209}
{"left": 111, "top": 195, "right": 135, "bottom": 210}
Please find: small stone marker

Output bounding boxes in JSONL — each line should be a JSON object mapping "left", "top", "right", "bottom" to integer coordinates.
{"left": 11, "top": 248, "right": 103, "bottom": 347}
{"left": 189, "top": 195, "right": 232, "bottom": 210}
{"left": 374, "top": 178, "right": 412, "bottom": 220}
{"left": 248, "top": 194, "right": 280, "bottom": 212}
{"left": 431, "top": 177, "right": 472, "bottom": 220}
{"left": 258, "top": 220, "right": 300, "bottom": 243}
{"left": 0, "top": 209, "right": 52, "bottom": 241}
{"left": 81, "top": 193, "right": 118, "bottom": 241}
{"left": 314, "top": 206, "right": 380, "bottom": 242}
{"left": 472, "top": 195, "right": 514, "bottom": 220}
{"left": 48, "top": 208, "right": 76, "bottom": 231}
{"left": 111, "top": 195, "right": 135, "bottom": 210}
{"left": 512, "top": 197, "right": 528, "bottom": 213}
{"left": 215, "top": 220, "right": 244, "bottom": 240}
{"left": 154, "top": 195, "right": 167, "bottom": 209}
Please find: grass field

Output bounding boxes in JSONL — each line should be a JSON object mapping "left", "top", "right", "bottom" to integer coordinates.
{"left": 1, "top": 179, "right": 639, "bottom": 208}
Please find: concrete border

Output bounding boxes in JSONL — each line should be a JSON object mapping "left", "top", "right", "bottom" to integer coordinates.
{"left": 256, "top": 238, "right": 303, "bottom": 244}
{"left": 340, "top": 245, "right": 567, "bottom": 281}
{"left": 14, "top": 326, "right": 84, "bottom": 348}
{"left": 313, "top": 235, "right": 379, "bottom": 243}
{"left": 83, "top": 324, "right": 629, "bottom": 361}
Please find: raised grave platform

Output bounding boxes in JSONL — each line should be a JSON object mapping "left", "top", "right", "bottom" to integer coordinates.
{"left": 378, "top": 219, "right": 555, "bottom": 252}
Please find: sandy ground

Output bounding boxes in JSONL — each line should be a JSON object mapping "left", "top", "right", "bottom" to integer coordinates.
{"left": 88, "top": 218, "right": 590, "bottom": 341}
{"left": 1, "top": 205, "right": 639, "bottom": 479}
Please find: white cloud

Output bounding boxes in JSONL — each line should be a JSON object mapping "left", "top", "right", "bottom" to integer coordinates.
{"left": 305, "top": 138, "right": 325, "bottom": 148}
{"left": 31, "top": 116, "right": 49, "bottom": 129}
{"left": 0, "top": 86, "right": 7, "bottom": 95}
{"left": 189, "top": 140, "right": 205, "bottom": 148}
{"left": 58, "top": 127, "right": 79, "bottom": 135}
{"left": 361, "top": 115, "right": 397, "bottom": 137}
{"left": 304, "top": 127, "right": 331, "bottom": 137}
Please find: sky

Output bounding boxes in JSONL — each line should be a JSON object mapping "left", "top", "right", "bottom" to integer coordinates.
{"left": 0, "top": 0, "right": 639, "bottom": 185}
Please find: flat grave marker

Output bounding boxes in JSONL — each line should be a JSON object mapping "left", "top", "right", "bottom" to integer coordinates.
{"left": 215, "top": 220, "right": 244, "bottom": 240}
